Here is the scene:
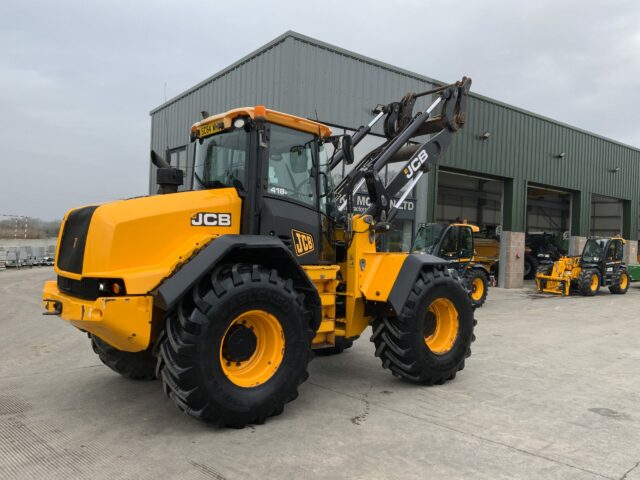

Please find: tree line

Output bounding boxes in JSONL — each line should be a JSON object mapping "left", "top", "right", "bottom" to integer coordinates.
{"left": 0, "top": 218, "right": 61, "bottom": 239}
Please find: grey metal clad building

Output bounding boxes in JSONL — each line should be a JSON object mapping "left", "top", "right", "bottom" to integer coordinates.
{"left": 149, "top": 30, "right": 640, "bottom": 287}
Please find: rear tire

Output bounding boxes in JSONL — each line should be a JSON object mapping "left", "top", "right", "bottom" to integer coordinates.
{"left": 90, "top": 335, "right": 156, "bottom": 380}
{"left": 524, "top": 255, "right": 538, "bottom": 280}
{"left": 371, "top": 268, "right": 475, "bottom": 385}
{"left": 609, "top": 270, "right": 629, "bottom": 295}
{"left": 578, "top": 268, "right": 599, "bottom": 296}
{"left": 464, "top": 268, "right": 488, "bottom": 308}
{"left": 157, "top": 264, "right": 314, "bottom": 427}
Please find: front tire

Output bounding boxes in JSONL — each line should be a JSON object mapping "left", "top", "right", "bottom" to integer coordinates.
{"left": 371, "top": 268, "right": 475, "bottom": 385}
{"left": 90, "top": 335, "right": 156, "bottom": 380}
{"left": 535, "top": 264, "right": 553, "bottom": 292}
{"left": 578, "top": 268, "right": 599, "bottom": 296}
{"left": 157, "top": 264, "right": 314, "bottom": 427}
{"left": 536, "top": 264, "right": 553, "bottom": 276}
{"left": 465, "top": 268, "right": 488, "bottom": 308}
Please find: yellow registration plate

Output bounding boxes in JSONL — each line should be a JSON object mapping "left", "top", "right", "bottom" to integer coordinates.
{"left": 197, "top": 121, "right": 225, "bottom": 138}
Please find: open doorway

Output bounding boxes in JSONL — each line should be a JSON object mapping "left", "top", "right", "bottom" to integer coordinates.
{"left": 591, "top": 194, "right": 622, "bottom": 237}
{"left": 436, "top": 171, "right": 503, "bottom": 234}
{"left": 525, "top": 186, "right": 571, "bottom": 278}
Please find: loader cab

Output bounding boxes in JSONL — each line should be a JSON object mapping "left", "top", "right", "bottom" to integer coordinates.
{"left": 191, "top": 107, "right": 336, "bottom": 264}
{"left": 412, "top": 223, "right": 477, "bottom": 262}
{"left": 581, "top": 237, "right": 624, "bottom": 270}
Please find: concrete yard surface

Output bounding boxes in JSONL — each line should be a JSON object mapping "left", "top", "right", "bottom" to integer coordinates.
{"left": 1, "top": 268, "right": 640, "bottom": 479}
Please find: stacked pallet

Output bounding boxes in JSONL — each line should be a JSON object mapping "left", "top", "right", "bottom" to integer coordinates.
{"left": 0, "top": 250, "right": 6, "bottom": 271}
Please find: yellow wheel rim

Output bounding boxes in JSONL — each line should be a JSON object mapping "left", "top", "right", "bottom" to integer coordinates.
{"left": 220, "top": 310, "right": 284, "bottom": 388}
{"left": 471, "top": 277, "right": 484, "bottom": 301}
{"left": 620, "top": 273, "right": 628, "bottom": 289}
{"left": 424, "top": 298, "right": 460, "bottom": 355}
{"left": 590, "top": 274, "right": 599, "bottom": 291}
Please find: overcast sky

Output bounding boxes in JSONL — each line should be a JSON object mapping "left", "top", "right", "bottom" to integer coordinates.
{"left": 1, "top": 0, "right": 639, "bottom": 220}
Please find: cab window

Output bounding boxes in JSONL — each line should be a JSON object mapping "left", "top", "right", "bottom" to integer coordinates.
{"left": 459, "top": 227, "right": 474, "bottom": 258}
{"left": 438, "top": 226, "right": 460, "bottom": 259}
{"left": 318, "top": 142, "right": 336, "bottom": 218}
{"left": 606, "top": 240, "right": 624, "bottom": 261}
{"left": 267, "top": 125, "right": 317, "bottom": 207}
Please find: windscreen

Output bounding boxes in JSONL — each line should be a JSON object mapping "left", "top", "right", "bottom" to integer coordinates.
{"left": 194, "top": 128, "right": 248, "bottom": 190}
{"left": 412, "top": 223, "right": 446, "bottom": 254}
{"left": 582, "top": 239, "right": 607, "bottom": 263}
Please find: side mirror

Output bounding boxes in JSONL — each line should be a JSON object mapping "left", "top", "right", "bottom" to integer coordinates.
{"left": 342, "top": 135, "right": 354, "bottom": 165}
{"left": 289, "top": 146, "right": 308, "bottom": 173}
{"left": 151, "top": 150, "right": 184, "bottom": 194}
{"left": 156, "top": 167, "right": 184, "bottom": 194}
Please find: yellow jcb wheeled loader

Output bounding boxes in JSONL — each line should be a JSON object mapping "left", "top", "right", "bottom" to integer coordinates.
{"left": 42, "top": 78, "right": 475, "bottom": 427}
{"left": 535, "top": 237, "right": 629, "bottom": 296}
{"left": 412, "top": 222, "right": 490, "bottom": 308}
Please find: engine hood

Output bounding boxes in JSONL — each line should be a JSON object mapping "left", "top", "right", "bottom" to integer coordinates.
{"left": 55, "top": 188, "right": 242, "bottom": 294}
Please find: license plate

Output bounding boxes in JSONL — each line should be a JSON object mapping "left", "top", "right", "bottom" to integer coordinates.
{"left": 197, "top": 121, "right": 225, "bottom": 138}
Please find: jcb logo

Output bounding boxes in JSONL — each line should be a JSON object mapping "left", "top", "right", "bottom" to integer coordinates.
{"left": 191, "top": 212, "right": 232, "bottom": 226}
{"left": 403, "top": 149, "right": 429, "bottom": 179}
{"left": 292, "top": 229, "right": 314, "bottom": 256}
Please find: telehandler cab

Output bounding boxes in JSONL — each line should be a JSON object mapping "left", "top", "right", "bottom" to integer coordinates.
{"left": 412, "top": 222, "right": 490, "bottom": 308}
{"left": 43, "top": 77, "right": 475, "bottom": 427}
{"left": 535, "top": 237, "right": 629, "bottom": 296}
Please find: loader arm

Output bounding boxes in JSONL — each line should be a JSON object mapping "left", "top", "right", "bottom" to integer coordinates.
{"left": 332, "top": 77, "right": 471, "bottom": 225}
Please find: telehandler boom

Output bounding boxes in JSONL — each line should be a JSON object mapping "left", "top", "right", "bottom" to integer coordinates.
{"left": 43, "top": 78, "right": 475, "bottom": 427}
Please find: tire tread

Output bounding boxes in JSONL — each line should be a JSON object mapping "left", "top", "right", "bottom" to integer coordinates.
{"left": 157, "top": 264, "right": 314, "bottom": 427}
{"left": 371, "top": 266, "right": 475, "bottom": 385}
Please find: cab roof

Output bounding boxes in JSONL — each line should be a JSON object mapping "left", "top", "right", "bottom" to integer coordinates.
{"left": 191, "top": 106, "right": 332, "bottom": 139}
{"left": 425, "top": 222, "right": 480, "bottom": 233}
{"left": 451, "top": 223, "right": 480, "bottom": 233}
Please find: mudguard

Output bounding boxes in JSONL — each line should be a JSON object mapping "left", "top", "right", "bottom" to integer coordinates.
{"left": 386, "top": 253, "right": 452, "bottom": 315}
{"left": 471, "top": 263, "right": 491, "bottom": 275}
{"left": 152, "top": 235, "right": 322, "bottom": 328}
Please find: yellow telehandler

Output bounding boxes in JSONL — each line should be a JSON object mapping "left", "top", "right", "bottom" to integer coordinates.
{"left": 535, "top": 237, "right": 629, "bottom": 296}
{"left": 412, "top": 222, "right": 490, "bottom": 308}
{"left": 43, "top": 78, "right": 475, "bottom": 427}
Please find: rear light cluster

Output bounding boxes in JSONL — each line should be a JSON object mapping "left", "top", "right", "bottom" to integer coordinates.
{"left": 57, "top": 276, "right": 127, "bottom": 300}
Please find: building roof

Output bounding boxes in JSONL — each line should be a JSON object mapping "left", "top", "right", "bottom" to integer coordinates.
{"left": 150, "top": 30, "right": 441, "bottom": 116}
{"left": 150, "top": 30, "right": 639, "bottom": 152}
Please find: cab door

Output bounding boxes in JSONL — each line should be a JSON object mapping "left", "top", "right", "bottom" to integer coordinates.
{"left": 437, "top": 226, "right": 461, "bottom": 260}
{"left": 437, "top": 226, "right": 474, "bottom": 262}
{"left": 259, "top": 124, "right": 322, "bottom": 264}
{"left": 603, "top": 239, "right": 624, "bottom": 283}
